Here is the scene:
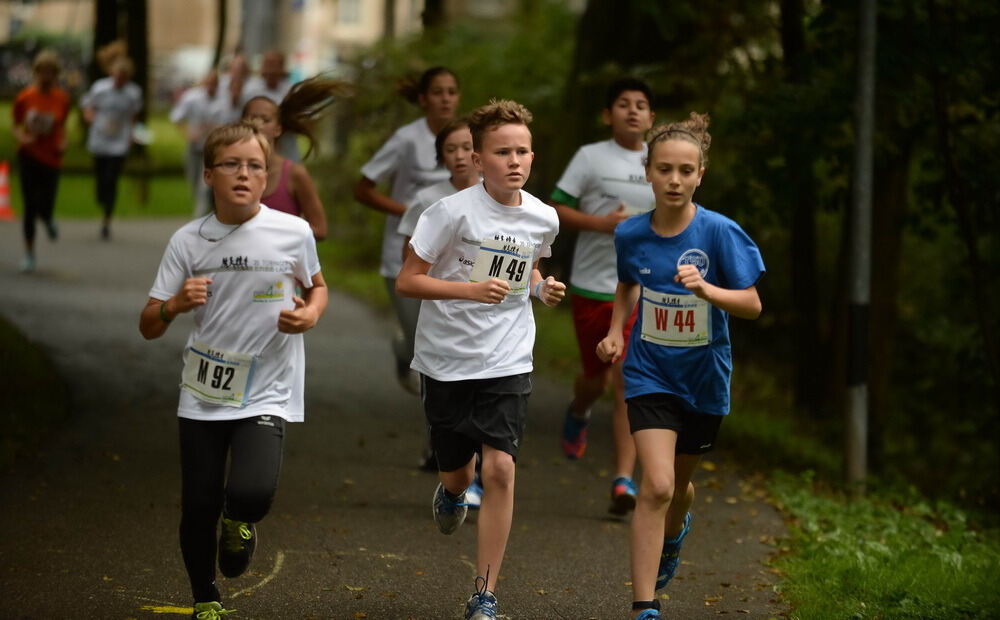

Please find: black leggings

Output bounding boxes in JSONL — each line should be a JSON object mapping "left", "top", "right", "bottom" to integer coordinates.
{"left": 93, "top": 155, "right": 125, "bottom": 217}
{"left": 178, "top": 415, "right": 285, "bottom": 603}
{"left": 17, "top": 152, "right": 59, "bottom": 243}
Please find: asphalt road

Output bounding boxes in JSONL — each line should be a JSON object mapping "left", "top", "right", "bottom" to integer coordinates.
{"left": 0, "top": 217, "right": 788, "bottom": 619}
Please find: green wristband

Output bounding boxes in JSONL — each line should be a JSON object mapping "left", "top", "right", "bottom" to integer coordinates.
{"left": 159, "top": 301, "right": 173, "bottom": 323}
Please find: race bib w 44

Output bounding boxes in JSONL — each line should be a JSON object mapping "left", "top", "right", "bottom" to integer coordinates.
{"left": 468, "top": 238, "right": 534, "bottom": 296}
{"left": 640, "top": 288, "right": 711, "bottom": 347}
{"left": 181, "top": 341, "right": 257, "bottom": 408}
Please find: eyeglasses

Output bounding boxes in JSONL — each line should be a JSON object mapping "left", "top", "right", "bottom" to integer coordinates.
{"left": 210, "top": 160, "right": 267, "bottom": 176}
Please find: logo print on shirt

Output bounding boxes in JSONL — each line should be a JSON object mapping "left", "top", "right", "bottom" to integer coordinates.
{"left": 677, "top": 249, "right": 710, "bottom": 278}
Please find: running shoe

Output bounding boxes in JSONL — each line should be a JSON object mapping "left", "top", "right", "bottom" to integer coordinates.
{"left": 45, "top": 220, "right": 58, "bottom": 241}
{"left": 608, "top": 475, "right": 638, "bottom": 515}
{"left": 191, "top": 601, "right": 234, "bottom": 619}
{"left": 464, "top": 574, "right": 498, "bottom": 619}
{"left": 432, "top": 483, "right": 468, "bottom": 534}
{"left": 560, "top": 405, "right": 589, "bottom": 459}
{"left": 656, "top": 512, "right": 691, "bottom": 589}
{"left": 218, "top": 517, "right": 256, "bottom": 578}
{"left": 635, "top": 608, "right": 661, "bottom": 619}
{"left": 465, "top": 475, "right": 483, "bottom": 509}
{"left": 19, "top": 254, "right": 35, "bottom": 273}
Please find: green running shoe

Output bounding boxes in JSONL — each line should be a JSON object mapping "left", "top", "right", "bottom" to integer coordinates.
{"left": 218, "top": 517, "right": 256, "bottom": 578}
{"left": 192, "top": 601, "right": 234, "bottom": 619}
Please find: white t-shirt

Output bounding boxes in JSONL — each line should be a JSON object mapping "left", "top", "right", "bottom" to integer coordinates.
{"left": 397, "top": 179, "right": 461, "bottom": 238}
{"left": 81, "top": 77, "right": 142, "bottom": 156}
{"left": 148, "top": 205, "right": 321, "bottom": 423}
{"left": 408, "top": 183, "right": 559, "bottom": 381}
{"left": 361, "top": 117, "right": 449, "bottom": 278}
{"left": 553, "top": 139, "right": 654, "bottom": 299}
{"left": 169, "top": 85, "right": 218, "bottom": 147}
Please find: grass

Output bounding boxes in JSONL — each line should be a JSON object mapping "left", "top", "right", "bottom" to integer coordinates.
{"left": 0, "top": 318, "right": 70, "bottom": 470}
{"left": 768, "top": 471, "right": 1000, "bottom": 619}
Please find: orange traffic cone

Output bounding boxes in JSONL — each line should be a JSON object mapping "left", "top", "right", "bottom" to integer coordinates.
{"left": 0, "top": 160, "right": 14, "bottom": 221}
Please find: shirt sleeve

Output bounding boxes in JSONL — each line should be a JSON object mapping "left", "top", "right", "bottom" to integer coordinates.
{"left": 359, "top": 129, "right": 403, "bottom": 184}
{"left": 296, "top": 229, "right": 322, "bottom": 286}
{"left": 614, "top": 226, "right": 636, "bottom": 284}
{"left": 551, "top": 147, "right": 590, "bottom": 208}
{"left": 148, "top": 233, "right": 190, "bottom": 301}
{"left": 714, "top": 219, "right": 766, "bottom": 290}
{"left": 169, "top": 90, "right": 194, "bottom": 123}
{"left": 409, "top": 199, "right": 452, "bottom": 265}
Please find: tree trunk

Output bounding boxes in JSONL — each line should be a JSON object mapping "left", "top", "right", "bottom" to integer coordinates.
{"left": 213, "top": 0, "right": 228, "bottom": 69}
{"left": 867, "top": 143, "right": 911, "bottom": 474}
{"left": 780, "top": 0, "right": 824, "bottom": 418}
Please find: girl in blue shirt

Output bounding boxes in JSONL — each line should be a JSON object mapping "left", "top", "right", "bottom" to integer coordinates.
{"left": 597, "top": 113, "right": 765, "bottom": 619}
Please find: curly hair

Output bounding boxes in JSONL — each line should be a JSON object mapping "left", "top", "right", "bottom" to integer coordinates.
{"left": 646, "top": 112, "right": 712, "bottom": 168}
{"left": 468, "top": 99, "right": 533, "bottom": 151}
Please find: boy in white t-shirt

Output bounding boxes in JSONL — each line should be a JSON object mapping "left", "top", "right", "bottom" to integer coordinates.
{"left": 139, "top": 121, "right": 328, "bottom": 619}
{"left": 550, "top": 78, "right": 655, "bottom": 515}
{"left": 396, "top": 99, "right": 565, "bottom": 620}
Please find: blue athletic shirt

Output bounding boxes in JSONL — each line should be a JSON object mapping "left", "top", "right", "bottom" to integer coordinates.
{"left": 615, "top": 205, "right": 765, "bottom": 415}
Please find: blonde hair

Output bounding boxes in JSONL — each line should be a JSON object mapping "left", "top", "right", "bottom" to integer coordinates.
{"left": 242, "top": 75, "right": 352, "bottom": 160}
{"left": 32, "top": 49, "right": 62, "bottom": 74}
{"left": 468, "top": 99, "right": 533, "bottom": 151}
{"left": 203, "top": 121, "right": 272, "bottom": 169}
{"left": 646, "top": 112, "right": 712, "bottom": 168}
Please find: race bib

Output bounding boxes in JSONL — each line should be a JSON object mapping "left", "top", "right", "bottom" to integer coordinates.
{"left": 181, "top": 341, "right": 256, "bottom": 408}
{"left": 468, "top": 238, "right": 534, "bottom": 296}
{"left": 640, "top": 288, "right": 711, "bottom": 347}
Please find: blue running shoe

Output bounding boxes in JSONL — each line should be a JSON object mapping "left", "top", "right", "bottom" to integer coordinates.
{"left": 635, "top": 608, "right": 661, "bottom": 619}
{"left": 465, "top": 475, "right": 483, "bottom": 509}
{"left": 656, "top": 512, "right": 691, "bottom": 589}
{"left": 432, "top": 483, "right": 468, "bottom": 534}
{"left": 608, "top": 475, "right": 638, "bottom": 515}
{"left": 560, "top": 405, "right": 589, "bottom": 459}
{"left": 464, "top": 573, "right": 498, "bottom": 619}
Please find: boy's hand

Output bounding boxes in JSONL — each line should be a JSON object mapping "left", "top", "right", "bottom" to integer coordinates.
{"left": 600, "top": 204, "right": 631, "bottom": 234}
{"left": 470, "top": 278, "right": 510, "bottom": 304}
{"left": 596, "top": 332, "right": 625, "bottom": 364}
{"left": 172, "top": 277, "right": 213, "bottom": 313}
{"left": 278, "top": 296, "right": 318, "bottom": 333}
{"left": 536, "top": 276, "right": 566, "bottom": 307}
{"left": 675, "top": 264, "right": 710, "bottom": 298}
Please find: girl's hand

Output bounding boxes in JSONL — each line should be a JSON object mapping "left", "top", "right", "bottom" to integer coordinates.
{"left": 536, "top": 276, "right": 566, "bottom": 307}
{"left": 470, "top": 278, "right": 510, "bottom": 304}
{"left": 675, "top": 264, "right": 710, "bottom": 298}
{"left": 278, "top": 296, "right": 319, "bottom": 333}
{"left": 596, "top": 332, "right": 625, "bottom": 364}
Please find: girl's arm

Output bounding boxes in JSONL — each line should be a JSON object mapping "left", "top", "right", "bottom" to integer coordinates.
{"left": 353, "top": 176, "right": 407, "bottom": 217}
{"left": 596, "top": 281, "right": 641, "bottom": 363}
{"left": 291, "top": 163, "right": 328, "bottom": 241}
{"left": 675, "top": 265, "right": 762, "bottom": 319}
{"left": 277, "top": 272, "right": 329, "bottom": 333}
{"left": 396, "top": 251, "right": 509, "bottom": 304}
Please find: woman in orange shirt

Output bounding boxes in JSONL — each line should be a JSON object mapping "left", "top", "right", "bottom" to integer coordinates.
{"left": 12, "top": 49, "right": 71, "bottom": 273}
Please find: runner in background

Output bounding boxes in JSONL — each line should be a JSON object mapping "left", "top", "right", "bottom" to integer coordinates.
{"left": 353, "top": 67, "right": 459, "bottom": 415}
{"left": 549, "top": 78, "right": 655, "bottom": 515}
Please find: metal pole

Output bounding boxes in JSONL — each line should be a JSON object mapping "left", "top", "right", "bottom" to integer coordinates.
{"left": 846, "top": 0, "right": 877, "bottom": 489}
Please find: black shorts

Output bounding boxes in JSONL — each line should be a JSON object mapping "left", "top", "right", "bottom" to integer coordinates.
{"left": 627, "top": 393, "right": 723, "bottom": 455}
{"left": 421, "top": 373, "right": 531, "bottom": 472}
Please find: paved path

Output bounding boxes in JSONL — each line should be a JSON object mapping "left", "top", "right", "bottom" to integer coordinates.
{"left": 0, "top": 218, "right": 788, "bottom": 619}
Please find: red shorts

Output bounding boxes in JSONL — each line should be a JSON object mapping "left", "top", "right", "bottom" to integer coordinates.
{"left": 572, "top": 293, "right": 638, "bottom": 377}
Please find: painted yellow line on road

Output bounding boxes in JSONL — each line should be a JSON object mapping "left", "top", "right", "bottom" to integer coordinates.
{"left": 231, "top": 549, "right": 285, "bottom": 599}
{"left": 141, "top": 605, "right": 192, "bottom": 615}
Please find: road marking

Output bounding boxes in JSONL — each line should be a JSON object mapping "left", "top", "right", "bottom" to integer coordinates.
{"left": 139, "top": 604, "right": 191, "bottom": 615}
{"left": 231, "top": 549, "right": 285, "bottom": 599}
